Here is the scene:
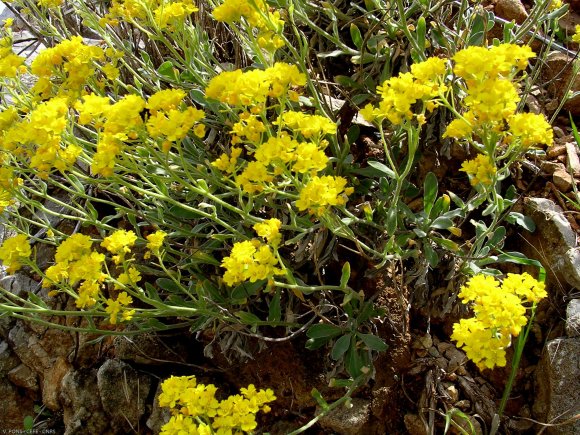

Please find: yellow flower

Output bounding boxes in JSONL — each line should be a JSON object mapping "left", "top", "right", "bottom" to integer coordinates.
{"left": 147, "top": 89, "right": 186, "bottom": 113}
{"left": 452, "top": 273, "right": 547, "bottom": 370}
{"left": 101, "top": 229, "right": 137, "bottom": 263}
{"left": 460, "top": 154, "right": 496, "bottom": 187}
{"left": 280, "top": 112, "right": 337, "bottom": 139}
{"left": 573, "top": 25, "right": 580, "bottom": 44}
{"left": 507, "top": 113, "right": 553, "bottom": 148}
{"left": 296, "top": 175, "right": 354, "bottom": 215}
{"left": 145, "top": 230, "right": 167, "bottom": 259}
{"left": 221, "top": 239, "right": 284, "bottom": 286}
{"left": 0, "top": 234, "right": 31, "bottom": 273}
{"left": 253, "top": 218, "right": 282, "bottom": 246}
{"left": 212, "top": 147, "right": 242, "bottom": 174}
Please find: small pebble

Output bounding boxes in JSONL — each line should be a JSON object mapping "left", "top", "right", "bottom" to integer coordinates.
{"left": 547, "top": 144, "right": 567, "bottom": 158}
{"left": 553, "top": 168, "right": 574, "bottom": 192}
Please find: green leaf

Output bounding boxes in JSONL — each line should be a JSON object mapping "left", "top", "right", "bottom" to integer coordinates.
{"left": 318, "top": 49, "right": 346, "bottom": 58}
{"left": 334, "top": 75, "right": 362, "bottom": 89}
{"left": 311, "top": 388, "right": 329, "bottom": 410}
{"left": 386, "top": 207, "right": 398, "bottom": 234}
{"left": 346, "top": 125, "right": 360, "bottom": 144}
{"left": 268, "top": 290, "right": 281, "bottom": 322}
{"left": 367, "top": 161, "right": 395, "bottom": 178}
{"left": 506, "top": 212, "right": 536, "bottom": 232}
{"left": 358, "top": 333, "right": 388, "bottom": 351}
{"left": 345, "top": 338, "right": 363, "bottom": 377}
{"left": 431, "top": 216, "right": 453, "bottom": 230}
{"left": 416, "top": 16, "right": 426, "bottom": 53}
{"left": 468, "top": 14, "right": 486, "bottom": 46}
{"left": 423, "top": 172, "right": 438, "bottom": 216}
{"left": 431, "top": 236, "right": 459, "bottom": 252}
{"left": 23, "top": 415, "right": 34, "bottom": 431}
{"left": 340, "top": 262, "right": 351, "bottom": 289}
{"left": 424, "top": 243, "right": 439, "bottom": 267}
{"left": 488, "top": 226, "right": 506, "bottom": 248}
{"left": 305, "top": 337, "right": 330, "bottom": 350}
{"left": 157, "top": 60, "right": 177, "bottom": 80}
{"left": 156, "top": 278, "right": 182, "bottom": 293}
{"left": 144, "top": 282, "right": 162, "bottom": 302}
{"left": 331, "top": 333, "right": 352, "bottom": 360}
{"left": 350, "top": 23, "right": 363, "bottom": 49}
{"left": 235, "top": 311, "right": 261, "bottom": 325}
{"left": 306, "top": 323, "right": 342, "bottom": 339}
{"left": 351, "top": 93, "right": 370, "bottom": 105}
{"left": 168, "top": 204, "right": 201, "bottom": 219}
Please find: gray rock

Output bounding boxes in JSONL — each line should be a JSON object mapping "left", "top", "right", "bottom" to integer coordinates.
{"left": 146, "top": 382, "right": 171, "bottom": 433}
{"left": 0, "top": 273, "right": 40, "bottom": 299}
{"left": 495, "top": 0, "right": 528, "bottom": 23}
{"left": 319, "top": 398, "right": 371, "bottom": 435}
{"left": 552, "top": 169, "right": 574, "bottom": 192}
{"left": 8, "top": 363, "right": 39, "bottom": 392}
{"left": 566, "top": 299, "right": 580, "bottom": 338}
{"left": 533, "top": 337, "right": 580, "bottom": 434}
{"left": 97, "top": 359, "right": 151, "bottom": 432}
{"left": 0, "top": 340, "right": 20, "bottom": 374}
{"left": 61, "top": 368, "right": 109, "bottom": 435}
{"left": 523, "top": 198, "right": 580, "bottom": 290}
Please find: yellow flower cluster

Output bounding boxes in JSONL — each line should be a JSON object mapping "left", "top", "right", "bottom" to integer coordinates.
{"left": 145, "top": 89, "right": 205, "bottom": 151}
{"left": 451, "top": 273, "right": 546, "bottom": 370}
{"left": 76, "top": 88, "right": 204, "bottom": 175}
{"left": 212, "top": 0, "right": 285, "bottom": 52}
{"left": 43, "top": 234, "right": 106, "bottom": 308}
{"left": 220, "top": 219, "right": 283, "bottom": 286}
{"left": 76, "top": 94, "right": 145, "bottom": 176}
{"left": 444, "top": 44, "right": 553, "bottom": 148}
{"left": 105, "top": 291, "right": 135, "bottom": 324}
{"left": 2, "top": 98, "right": 81, "bottom": 178}
{"left": 159, "top": 375, "right": 276, "bottom": 435}
{"left": 460, "top": 154, "right": 497, "bottom": 187}
{"left": 101, "top": 0, "right": 198, "bottom": 31}
{"left": 42, "top": 230, "right": 142, "bottom": 316}
{"left": 207, "top": 63, "right": 352, "bottom": 214}
{"left": 0, "top": 234, "right": 31, "bottom": 273}
{"left": 0, "top": 164, "right": 21, "bottom": 213}
{"left": 145, "top": 230, "right": 167, "bottom": 259}
{"left": 30, "top": 36, "right": 108, "bottom": 99}
{"left": 296, "top": 175, "right": 354, "bottom": 216}
{"left": 221, "top": 239, "right": 283, "bottom": 286}
{"left": 101, "top": 229, "right": 137, "bottom": 264}
{"left": 0, "top": 36, "right": 25, "bottom": 78}
{"left": 573, "top": 25, "right": 580, "bottom": 43}
{"left": 206, "top": 63, "right": 306, "bottom": 107}
{"left": 360, "top": 56, "right": 447, "bottom": 125}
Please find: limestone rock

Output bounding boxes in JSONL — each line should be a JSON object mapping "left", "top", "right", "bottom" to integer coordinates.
{"left": 97, "top": 359, "right": 152, "bottom": 433}
{"left": 146, "top": 382, "right": 171, "bottom": 433}
{"left": 533, "top": 337, "right": 580, "bottom": 434}
{"left": 566, "top": 299, "right": 580, "bottom": 338}
{"left": 319, "top": 398, "right": 371, "bottom": 435}
{"left": 523, "top": 198, "right": 580, "bottom": 290}
{"left": 42, "top": 356, "right": 71, "bottom": 410}
{"left": 61, "top": 368, "right": 109, "bottom": 435}
{"left": 8, "top": 363, "right": 39, "bottom": 392}
{"left": 542, "top": 52, "right": 580, "bottom": 117}
{"left": 495, "top": 0, "right": 529, "bottom": 23}
{"left": 552, "top": 168, "right": 574, "bottom": 192}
